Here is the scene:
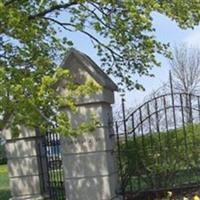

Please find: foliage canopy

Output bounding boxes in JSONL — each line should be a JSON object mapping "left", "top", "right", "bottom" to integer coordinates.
{"left": 1, "top": 0, "right": 200, "bottom": 135}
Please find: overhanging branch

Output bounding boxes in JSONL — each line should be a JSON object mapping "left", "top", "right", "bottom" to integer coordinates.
{"left": 29, "top": 1, "right": 77, "bottom": 19}
{"left": 45, "top": 17, "right": 123, "bottom": 62}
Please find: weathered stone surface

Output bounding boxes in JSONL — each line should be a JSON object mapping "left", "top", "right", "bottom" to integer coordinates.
{"left": 62, "top": 151, "right": 116, "bottom": 178}
{"left": 6, "top": 139, "right": 37, "bottom": 158}
{"left": 60, "top": 49, "right": 121, "bottom": 200}
{"left": 10, "top": 175, "right": 42, "bottom": 196}
{"left": 62, "top": 101, "right": 113, "bottom": 128}
{"left": 2, "top": 126, "right": 37, "bottom": 140}
{"left": 7, "top": 157, "right": 40, "bottom": 177}
{"left": 61, "top": 48, "right": 118, "bottom": 92}
{"left": 4, "top": 128, "right": 48, "bottom": 200}
{"left": 64, "top": 173, "right": 119, "bottom": 200}
{"left": 60, "top": 127, "right": 114, "bottom": 154}
{"left": 59, "top": 86, "right": 115, "bottom": 105}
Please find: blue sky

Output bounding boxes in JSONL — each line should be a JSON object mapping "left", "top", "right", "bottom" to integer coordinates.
{"left": 64, "top": 12, "right": 200, "bottom": 110}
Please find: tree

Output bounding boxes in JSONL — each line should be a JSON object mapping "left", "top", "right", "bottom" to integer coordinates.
{"left": 170, "top": 44, "right": 200, "bottom": 122}
{"left": 170, "top": 44, "right": 200, "bottom": 95}
{"left": 1, "top": 0, "right": 200, "bottom": 136}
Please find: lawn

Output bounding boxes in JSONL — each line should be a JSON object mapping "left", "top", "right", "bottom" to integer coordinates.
{"left": 0, "top": 164, "right": 11, "bottom": 200}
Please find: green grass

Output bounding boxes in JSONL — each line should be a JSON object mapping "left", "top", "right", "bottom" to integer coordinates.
{"left": 0, "top": 164, "right": 11, "bottom": 200}
{"left": 49, "top": 168, "right": 64, "bottom": 181}
{"left": 120, "top": 123, "right": 200, "bottom": 191}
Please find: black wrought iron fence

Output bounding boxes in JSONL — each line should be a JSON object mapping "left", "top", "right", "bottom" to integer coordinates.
{"left": 115, "top": 75, "right": 200, "bottom": 199}
{"left": 39, "top": 131, "right": 65, "bottom": 200}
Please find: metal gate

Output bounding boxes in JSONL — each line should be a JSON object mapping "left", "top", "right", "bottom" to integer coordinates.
{"left": 115, "top": 74, "right": 200, "bottom": 199}
{"left": 39, "top": 131, "right": 65, "bottom": 200}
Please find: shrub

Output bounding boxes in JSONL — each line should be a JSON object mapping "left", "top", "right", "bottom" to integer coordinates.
{"left": 0, "top": 144, "right": 7, "bottom": 165}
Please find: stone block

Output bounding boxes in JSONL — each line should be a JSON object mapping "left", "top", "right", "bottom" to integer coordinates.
{"left": 7, "top": 157, "right": 40, "bottom": 177}
{"left": 59, "top": 86, "right": 115, "bottom": 105}
{"left": 6, "top": 139, "right": 37, "bottom": 158}
{"left": 76, "top": 88, "right": 115, "bottom": 105}
{"left": 3, "top": 127, "right": 37, "bottom": 140}
{"left": 60, "top": 127, "right": 114, "bottom": 154}
{"left": 10, "top": 175, "right": 42, "bottom": 197}
{"left": 63, "top": 103, "right": 113, "bottom": 128}
{"left": 64, "top": 173, "right": 118, "bottom": 200}
{"left": 62, "top": 151, "right": 116, "bottom": 178}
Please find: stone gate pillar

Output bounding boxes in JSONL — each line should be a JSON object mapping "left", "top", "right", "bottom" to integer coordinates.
{"left": 2, "top": 127, "right": 49, "bottom": 200}
{"left": 59, "top": 48, "right": 122, "bottom": 200}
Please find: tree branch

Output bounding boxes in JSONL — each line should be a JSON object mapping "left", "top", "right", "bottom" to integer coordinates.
{"left": 44, "top": 17, "right": 123, "bottom": 60}
{"left": 4, "top": 0, "right": 19, "bottom": 6}
{"left": 81, "top": 4, "right": 113, "bottom": 30}
{"left": 44, "top": 17, "right": 74, "bottom": 32}
{"left": 29, "top": 1, "right": 77, "bottom": 19}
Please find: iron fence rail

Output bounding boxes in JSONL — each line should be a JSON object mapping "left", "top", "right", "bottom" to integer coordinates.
{"left": 114, "top": 74, "right": 200, "bottom": 199}
{"left": 39, "top": 131, "right": 65, "bottom": 200}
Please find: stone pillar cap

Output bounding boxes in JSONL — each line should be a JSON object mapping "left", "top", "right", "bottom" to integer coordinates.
{"left": 61, "top": 48, "right": 118, "bottom": 91}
